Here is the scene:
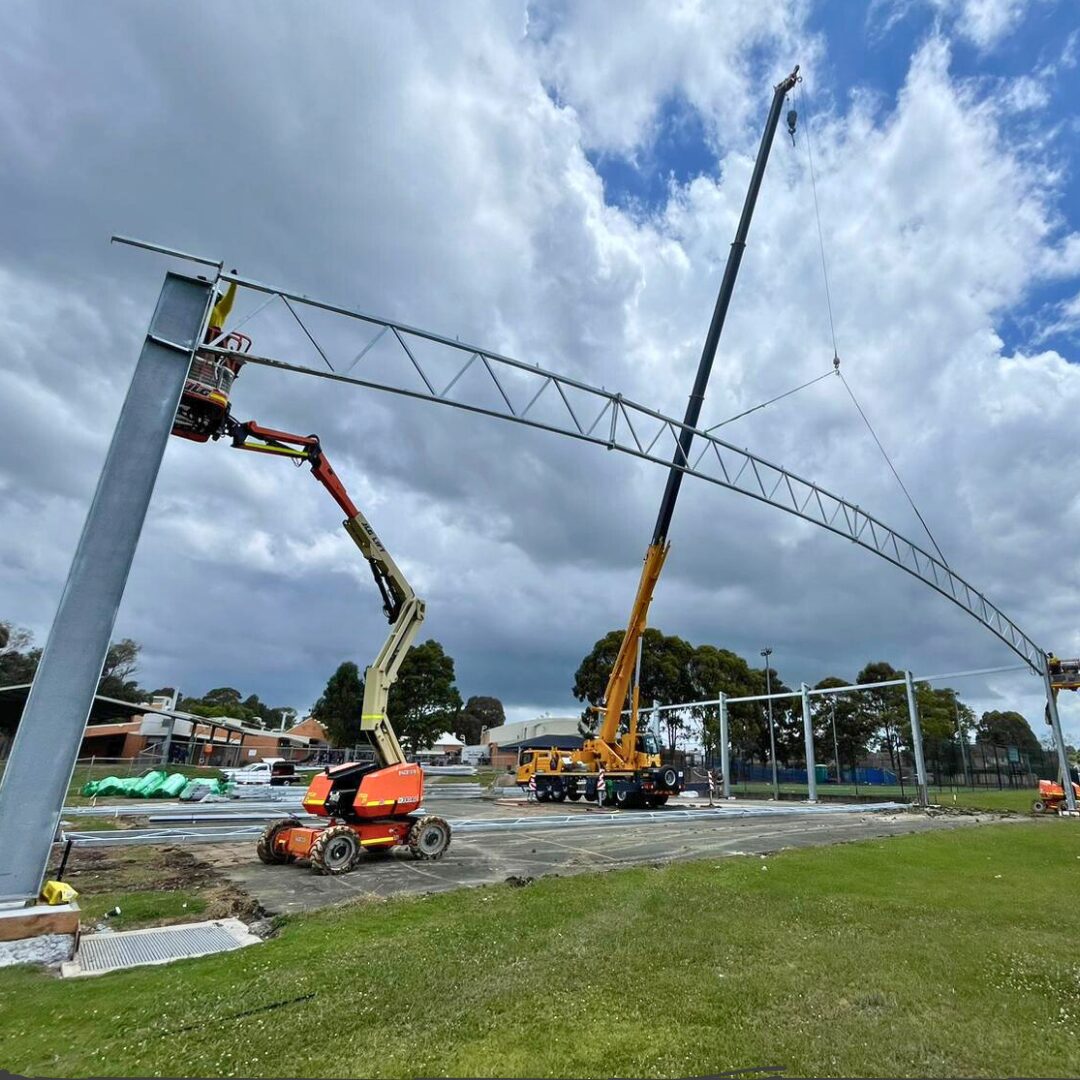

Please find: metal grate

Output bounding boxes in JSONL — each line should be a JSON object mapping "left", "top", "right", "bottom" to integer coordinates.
{"left": 65, "top": 919, "right": 259, "bottom": 977}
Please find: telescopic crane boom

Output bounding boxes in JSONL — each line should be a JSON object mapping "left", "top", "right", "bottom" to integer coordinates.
{"left": 517, "top": 64, "right": 801, "bottom": 808}
{"left": 597, "top": 64, "right": 801, "bottom": 751}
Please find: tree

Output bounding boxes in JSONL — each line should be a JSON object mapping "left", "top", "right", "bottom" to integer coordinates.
{"left": 977, "top": 710, "right": 1041, "bottom": 756}
{"left": 812, "top": 677, "right": 876, "bottom": 773}
{"left": 854, "top": 661, "right": 908, "bottom": 776}
{"left": 689, "top": 645, "right": 765, "bottom": 761}
{"left": 387, "top": 639, "right": 462, "bottom": 754}
{"left": 456, "top": 695, "right": 504, "bottom": 744}
{"left": 0, "top": 622, "right": 40, "bottom": 687}
{"left": 312, "top": 662, "right": 364, "bottom": 747}
{"left": 97, "top": 638, "right": 144, "bottom": 702}
{"left": 572, "top": 628, "right": 694, "bottom": 750}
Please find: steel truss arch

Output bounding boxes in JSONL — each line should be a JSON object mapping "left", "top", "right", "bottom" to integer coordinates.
{"left": 199, "top": 268, "right": 1046, "bottom": 676}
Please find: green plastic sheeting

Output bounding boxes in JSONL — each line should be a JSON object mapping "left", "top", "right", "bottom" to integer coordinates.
{"left": 80, "top": 770, "right": 198, "bottom": 799}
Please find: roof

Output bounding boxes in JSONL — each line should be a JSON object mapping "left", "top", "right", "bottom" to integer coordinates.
{"left": 497, "top": 734, "right": 584, "bottom": 751}
{"left": 433, "top": 732, "right": 464, "bottom": 746}
{"left": 0, "top": 683, "right": 163, "bottom": 727}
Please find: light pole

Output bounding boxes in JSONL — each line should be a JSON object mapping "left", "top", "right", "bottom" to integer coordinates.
{"left": 761, "top": 648, "right": 779, "bottom": 800}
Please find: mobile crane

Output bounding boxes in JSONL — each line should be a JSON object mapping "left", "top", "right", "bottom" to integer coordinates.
{"left": 517, "top": 64, "right": 801, "bottom": 808}
{"left": 171, "top": 291, "right": 451, "bottom": 875}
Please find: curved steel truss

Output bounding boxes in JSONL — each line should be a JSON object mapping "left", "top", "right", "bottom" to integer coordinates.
{"left": 207, "top": 269, "right": 1046, "bottom": 675}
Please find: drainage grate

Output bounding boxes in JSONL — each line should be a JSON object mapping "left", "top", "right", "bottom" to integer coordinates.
{"left": 63, "top": 919, "right": 260, "bottom": 977}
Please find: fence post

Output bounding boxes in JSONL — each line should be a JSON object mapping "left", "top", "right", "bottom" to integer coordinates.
{"left": 719, "top": 694, "right": 731, "bottom": 799}
{"left": 904, "top": 671, "right": 929, "bottom": 807}
{"left": 801, "top": 684, "right": 817, "bottom": 803}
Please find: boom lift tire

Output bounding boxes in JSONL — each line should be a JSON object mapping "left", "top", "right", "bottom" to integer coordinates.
{"left": 256, "top": 818, "right": 300, "bottom": 864}
{"left": 310, "top": 824, "right": 364, "bottom": 875}
{"left": 408, "top": 815, "right": 451, "bottom": 861}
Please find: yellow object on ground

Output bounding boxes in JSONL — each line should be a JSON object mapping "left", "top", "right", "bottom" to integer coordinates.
{"left": 40, "top": 881, "right": 78, "bottom": 905}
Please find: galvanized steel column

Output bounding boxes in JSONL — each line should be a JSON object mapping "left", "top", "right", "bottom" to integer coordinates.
{"left": 718, "top": 693, "right": 731, "bottom": 799}
{"left": 0, "top": 272, "right": 213, "bottom": 905}
{"left": 1043, "top": 660, "right": 1077, "bottom": 813}
{"left": 801, "top": 683, "right": 817, "bottom": 803}
{"left": 904, "top": 671, "right": 929, "bottom": 807}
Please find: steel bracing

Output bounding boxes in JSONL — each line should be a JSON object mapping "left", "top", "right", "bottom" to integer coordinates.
{"left": 201, "top": 266, "right": 1046, "bottom": 676}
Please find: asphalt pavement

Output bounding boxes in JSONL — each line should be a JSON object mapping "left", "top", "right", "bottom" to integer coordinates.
{"left": 205, "top": 799, "right": 1006, "bottom": 915}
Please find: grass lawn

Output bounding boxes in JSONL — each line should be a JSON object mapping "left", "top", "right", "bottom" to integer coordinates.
{"left": 727, "top": 780, "right": 1042, "bottom": 814}
{"left": 2, "top": 822, "right": 1079, "bottom": 1078}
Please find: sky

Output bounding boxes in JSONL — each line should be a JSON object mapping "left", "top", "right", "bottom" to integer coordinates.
{"left": 2, "top": 0, "right": 1080, "bottom": 743}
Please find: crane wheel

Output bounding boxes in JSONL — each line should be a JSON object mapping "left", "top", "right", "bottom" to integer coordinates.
{"left": 408, "top": 815, "right": 451, "bottom": 861}
{"left": 567, "top": 791, "right": 582, "bottom": 802}
{"left": 310, "top": 825, "right": 363, "bottom": 875}
{"left": 256, "top": 818, "right": 300, "bottom": 865}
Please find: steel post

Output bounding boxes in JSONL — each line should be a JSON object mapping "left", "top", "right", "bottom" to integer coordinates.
{"left": 904, "top": 671, "right": 929, "bottom": 806}
{"left": 0, "top": 272, "right": 213, "bottom": 905}
{"left": 719, "top": 693, "right": 731, "bottom": 799}
{"left": 160, "top": 715, "right": 176, "bottom": 766}
{"left": 829, "top": 697, "right": 842, "bottom": 784}
{"left": 1043, "top": 660, "right": 1077, "bottom": 813}
{"left": 801, "top": 683, "right": 817, "bottom": 803}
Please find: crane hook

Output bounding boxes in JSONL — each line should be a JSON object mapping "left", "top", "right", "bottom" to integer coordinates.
{"left": 786, "top": 105, "right": 798, "bottom": 146}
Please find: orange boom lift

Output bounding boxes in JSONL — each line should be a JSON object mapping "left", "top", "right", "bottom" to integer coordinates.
{"left": 170, "top": 292, "right": 450, "bottom": 874}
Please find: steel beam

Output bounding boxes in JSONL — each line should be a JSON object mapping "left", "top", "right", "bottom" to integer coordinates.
{"left": 719, "top": 693, "right": 731, "bottom": 799}
{"left": 904, "top": 671, "right": 929, "bottom": 807}
{"left": 0, "top": 272, "right": 213, "bottom": 905}
{"left": 1043, "top": 659, "right": 1077, "bottom": 813}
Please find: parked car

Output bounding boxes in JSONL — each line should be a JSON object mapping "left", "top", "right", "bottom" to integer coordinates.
{"left": 220, "top": 758, "right": 297, "bottom": 786}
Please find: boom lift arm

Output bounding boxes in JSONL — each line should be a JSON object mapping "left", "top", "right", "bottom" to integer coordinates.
{"left": 596, "top": 65, "right": 801, "bottom": 761}
{"left": 227, "top": 419, "right": 425, "bottom": 768}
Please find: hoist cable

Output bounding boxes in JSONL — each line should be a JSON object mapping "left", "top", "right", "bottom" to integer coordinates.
{"left": 704, "top": 367, "right": 835, "bottom": 433}
{"left": 838, "top": 369, "right": 950, "bottom": 567}
{"left": 799, "top": 81, "right": 949, "bottom": 568}
{"left": 800, "top": 81, "right": 839, "bottom": 361}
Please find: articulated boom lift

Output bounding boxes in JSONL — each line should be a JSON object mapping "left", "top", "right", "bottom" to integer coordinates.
{"left": 517, "top": 64, "right": 801, "bottom": 809}
{"left": 171, "top": 300, "right": 450, "bottom": 875}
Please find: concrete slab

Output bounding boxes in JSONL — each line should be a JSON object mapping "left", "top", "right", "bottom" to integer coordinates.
{"left": 210, "top": 808, "right": 1007, "bottom": 916}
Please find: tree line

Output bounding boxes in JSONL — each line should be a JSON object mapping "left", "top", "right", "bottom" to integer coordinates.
{"left": 573, "top": 628, "right": 1054, "bottom": 771}
{"left": 312, "top": 640, "right": 504, "bottom": 751}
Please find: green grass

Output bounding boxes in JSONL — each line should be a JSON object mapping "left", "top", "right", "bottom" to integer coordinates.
{"left": 3, "top": 822, "right": 1080, "bottom": 1077}
{"left": 78, "top": 890, "right": 208, "bottom": 929}
{"left": 726, "top": 779, "right": 1041, "bottom": 813}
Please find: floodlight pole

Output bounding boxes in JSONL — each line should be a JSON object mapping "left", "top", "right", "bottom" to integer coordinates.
{"left": 0, "top": 272, "right": 214, "bottom": 905}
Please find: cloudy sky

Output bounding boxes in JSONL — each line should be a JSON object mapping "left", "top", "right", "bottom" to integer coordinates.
{"left": 3, "top": 0, "right": 1080, "bottom": 741}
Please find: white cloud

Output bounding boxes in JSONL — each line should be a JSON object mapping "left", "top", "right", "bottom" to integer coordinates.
{"left": 1, "top": 4, "right": 1079, "bottom": 748}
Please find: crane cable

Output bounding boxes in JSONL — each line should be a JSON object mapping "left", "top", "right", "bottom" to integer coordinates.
{"left": 704, "top": 367, "right": 835, "bottom": 433}
{"left": 798, "top": 81, "right": 950, "bottom": 568}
